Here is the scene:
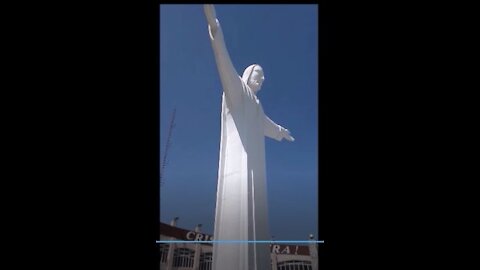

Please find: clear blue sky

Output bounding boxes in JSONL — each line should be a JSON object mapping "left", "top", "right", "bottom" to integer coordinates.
{"left": 160, "top": 4, "right": 318, "bottom": 241}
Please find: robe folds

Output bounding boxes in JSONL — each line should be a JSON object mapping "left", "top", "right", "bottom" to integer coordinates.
{"left": 208, "top": 21, "right": 283, "bottom": 270}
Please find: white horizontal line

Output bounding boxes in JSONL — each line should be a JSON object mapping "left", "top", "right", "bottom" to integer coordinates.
{"left": 156, "top": 240, "right": 324, "bottom": 244}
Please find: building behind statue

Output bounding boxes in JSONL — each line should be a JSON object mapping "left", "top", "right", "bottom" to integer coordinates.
{"left": 160, "top": 218, "right": 318, "bottom": 270}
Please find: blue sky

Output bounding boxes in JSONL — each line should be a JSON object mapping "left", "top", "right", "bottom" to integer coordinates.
{"left": 160, "top": 4, "right": 318, "bottom": 241}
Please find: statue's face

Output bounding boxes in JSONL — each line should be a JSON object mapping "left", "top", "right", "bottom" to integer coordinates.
{"left": 248, "top": 66, "right": 265, "bottom": 93}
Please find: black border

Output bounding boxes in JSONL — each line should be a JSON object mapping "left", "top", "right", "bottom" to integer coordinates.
{"left": 20, "top": 2, "right": 160, "bottom": 268}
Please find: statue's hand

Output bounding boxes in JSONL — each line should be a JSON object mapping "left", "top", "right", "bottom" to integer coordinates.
{"left": 204, "top": 5, "right": 217, "bottom": 25}
{"left": 204, "top": 4, "right": 219, "bottom": 37}
{"left": 281, "top": 128, "right": 295, "bottom": 142}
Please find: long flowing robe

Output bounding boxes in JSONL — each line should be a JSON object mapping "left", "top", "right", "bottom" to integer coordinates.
{"left": 208, "top": 21, "right": 284, "bottom": 270}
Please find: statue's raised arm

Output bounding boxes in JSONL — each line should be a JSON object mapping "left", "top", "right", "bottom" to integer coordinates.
{"left": 204, "top": 4, "right": 243, "bottom": 106}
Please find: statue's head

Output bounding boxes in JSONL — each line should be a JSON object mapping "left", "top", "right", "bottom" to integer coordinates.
{"left": 242, "top": 64, "right": 264, "bottom": 93}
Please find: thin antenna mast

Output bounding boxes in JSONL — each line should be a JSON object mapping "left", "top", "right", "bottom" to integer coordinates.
{"left": 160, "top": 108, "right": 176, "bottom": 186}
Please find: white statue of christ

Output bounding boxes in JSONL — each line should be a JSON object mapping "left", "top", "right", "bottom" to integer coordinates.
{"left": 204, "top": 4, "right": 295, "bottom": 270}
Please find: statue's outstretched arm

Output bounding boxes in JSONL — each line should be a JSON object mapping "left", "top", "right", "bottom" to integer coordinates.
{"left": 264, "top": 115, "right": 295, "bottom": 142}
{"left": 204, "top": 4, "right": 243, "bottom": 106}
